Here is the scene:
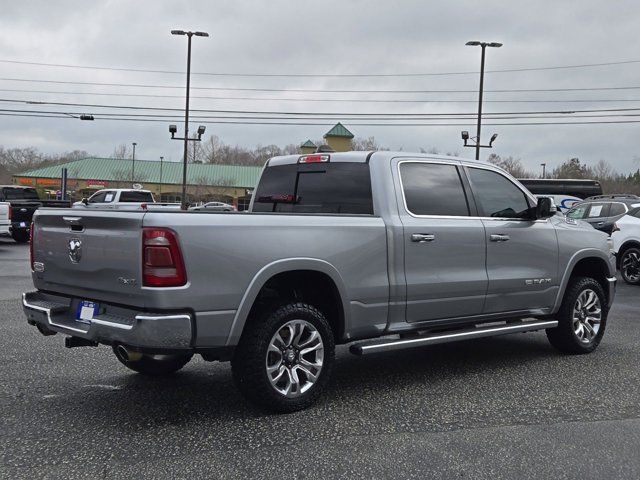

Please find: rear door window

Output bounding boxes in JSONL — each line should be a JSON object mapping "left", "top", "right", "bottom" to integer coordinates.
{"left": 253, "top": 162, "right": 373, "bottom": 214}
{"left": 119, "top": 191, "right": 154, "bottom": 202}
{"left": 467, "top": 167, "right": 531, "bottom": 218}
{"left": 587, "top": 203, "right": 610, "bottom": 218}
{"left": 399, "top": 162, "right": 470, "bottom": 216}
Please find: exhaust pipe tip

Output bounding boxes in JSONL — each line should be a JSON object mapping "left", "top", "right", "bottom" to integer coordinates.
{"left": 115, "top": 345, "right": 143, "bottom": 362}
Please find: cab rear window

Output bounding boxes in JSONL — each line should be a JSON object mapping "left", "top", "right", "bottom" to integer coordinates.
{"left": 252, "top": 162, "right": 373, "bottom": 214}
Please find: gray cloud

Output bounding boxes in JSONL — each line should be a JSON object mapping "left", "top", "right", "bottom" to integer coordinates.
{"left": 1, "top": 0, "right": 640, "bottom": 174}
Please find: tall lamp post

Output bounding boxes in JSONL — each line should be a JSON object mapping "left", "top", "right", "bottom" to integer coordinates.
{"left": 131, "top": 142, "right": 137, "bottom": 182}
{"left": 541, "top": 163, "right": 547, "bottom": 179}
{"left": 170, "top": 29, "right": 209, "bottom": 210}
{"left": 463, "top": 41, "right": 502, "bottom": 160}
{"left": 159, "top": 156, "right": 164, "bottom": 200}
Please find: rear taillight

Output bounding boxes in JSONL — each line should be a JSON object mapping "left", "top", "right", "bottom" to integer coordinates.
{"left": 8, "top": 206, "right": 11, "bottom": 221}
{"left": 29, "top": 222, "right": 35, "bottom": 270}
{"left": 142, "top": 228, "right": 187, "bottom": 287}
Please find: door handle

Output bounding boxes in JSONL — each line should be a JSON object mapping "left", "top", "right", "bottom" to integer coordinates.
{"left": 411, "top": 233, "right": 435, "bottom": 243}
{"left": 490, "top": 234, "right": 510, "bottom": 242}
{"left": 596, "top": 222, "right": 605, "bottom": 226}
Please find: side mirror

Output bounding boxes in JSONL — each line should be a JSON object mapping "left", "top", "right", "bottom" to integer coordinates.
{"left": 81, "top": 197, "right": 89, "bottom": 205}
{"left": 535, "top": 197, "right": 555, "bottom": 219}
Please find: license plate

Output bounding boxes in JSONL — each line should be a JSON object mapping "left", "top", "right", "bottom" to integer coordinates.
{"left": 19, "top": 222, "right": 26, "bottom": 227}
{"left": 76, "top": 301, "right": 99, "bottom": 323}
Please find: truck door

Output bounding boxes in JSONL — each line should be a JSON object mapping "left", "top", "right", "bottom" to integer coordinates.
{"left": 465, "top": 166, "right": 559, "bottom": 314}
{"left": 397, "top": 160, "right": 488, "bottom": 322}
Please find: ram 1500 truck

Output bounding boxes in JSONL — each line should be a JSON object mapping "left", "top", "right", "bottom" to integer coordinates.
{"left": 22, "top": 151, "right": 617, "bottom": 412}
{"left": 0, "top": 185, "right": 70, "bottom": 243}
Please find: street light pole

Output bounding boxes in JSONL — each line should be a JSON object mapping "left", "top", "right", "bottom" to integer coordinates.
{"left": 159, "top": 156, "right": 164, "bottom": 200}
{"left": 171, "top": 29, "right": 209, "bottom": 210}
{"left": 465, "top": 41, "right": 502, "bottom": 160}
{"left": 132, "top": 142, "right": 137, "bottom": 182}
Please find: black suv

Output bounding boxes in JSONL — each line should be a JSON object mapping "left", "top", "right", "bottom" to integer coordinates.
{"left": 566, "top": 194, "right": 640, "bottom": 235}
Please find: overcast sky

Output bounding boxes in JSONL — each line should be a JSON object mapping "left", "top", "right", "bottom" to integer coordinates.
{"left": 1, "top": 0, "right": 640, "bottom": 175}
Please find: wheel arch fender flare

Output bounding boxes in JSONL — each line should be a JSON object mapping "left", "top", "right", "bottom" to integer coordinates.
{"left": 225, "top": 258, "right": 350, "bottom": 346}
{"left": 552, "top": 248, "right": 615, "bottom": 312}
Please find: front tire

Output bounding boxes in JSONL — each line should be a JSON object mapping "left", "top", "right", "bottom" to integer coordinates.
{"left": 620, "top": 247, "right": 640, "bottom": 285}
{"left": 231, "top": 302, "right": 335, "bottom": 413}
{"left": 546, "top": 276, "right": 607, "bottom": 354}
{"left": 112, "top": 346, "right": 193, "bottom": 376}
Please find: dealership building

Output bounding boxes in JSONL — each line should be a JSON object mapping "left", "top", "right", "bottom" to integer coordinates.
{"left": 13, "top": 158, "right": 263, "bottom": 210}
{"left": 12, "top": 123, "right": 357, "bottom": 209}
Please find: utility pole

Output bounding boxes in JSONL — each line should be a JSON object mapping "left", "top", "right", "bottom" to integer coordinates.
{"left": 464, "top": 41, "right": 502, "bottom": 160}
{"left": 131, "top": 142, "right": 137, "bottom": 182}
{"left": 159, "top": 156, "right": 164, "bottom": 200}
{"left": 170, "top": 29, "right": 209, "bottom": 210}
{"left": 541, "top": 163, "right": 546, "bottom": 179}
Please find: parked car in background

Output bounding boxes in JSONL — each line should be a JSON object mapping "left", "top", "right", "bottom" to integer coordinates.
{"left": 0, "top": 186, "right": 71, "bottom": 243}
{"left": 518, "top": 178, "right": 603, "bottom": 213}
{"left": 611, "top": 207, "right": 640, "bottom": 285}
{"left": 23, "top": 151, "right": 616, "bottom": 412}
{"left": 73, "top": 189, "right": 156, "bottom": 210}
{"left": 0, "top": 201, "right": 10, "bottom": 236}
{"left": 189, "top": 201, "right": 236, "bottom": 212}
{"left": 566, "top": 195, "right": 640, "bottom": 235}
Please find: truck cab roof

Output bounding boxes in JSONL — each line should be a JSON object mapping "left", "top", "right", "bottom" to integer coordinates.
{"left": 266, "top": 151, "right": 494, "bottom": 168}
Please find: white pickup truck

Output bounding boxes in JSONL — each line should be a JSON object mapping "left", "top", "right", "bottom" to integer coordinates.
{"left": 73, "top": 188, "right": 156, "bottom": 209}
{"left": 0, "top": 201, "right": 10, "bottom": 236}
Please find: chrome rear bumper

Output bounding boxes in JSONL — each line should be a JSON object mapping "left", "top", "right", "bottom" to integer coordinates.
{"left": 22, "top": 291, "right": 193, "bottom": 349}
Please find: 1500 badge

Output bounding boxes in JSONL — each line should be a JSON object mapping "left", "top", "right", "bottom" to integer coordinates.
{"left": 525, "top": 278, "right": 552, "bottom": 285}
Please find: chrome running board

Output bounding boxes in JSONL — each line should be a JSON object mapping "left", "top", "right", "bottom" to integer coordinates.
{"left": 349, "top": 320, "right": 558, "bottom": 356}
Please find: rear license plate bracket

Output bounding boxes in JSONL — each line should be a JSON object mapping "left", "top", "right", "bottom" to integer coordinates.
{"left": 76, "top": 301, "right": 99, "bottom": 323}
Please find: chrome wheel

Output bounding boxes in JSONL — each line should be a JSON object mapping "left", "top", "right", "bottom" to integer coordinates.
{"left": 572, "top": 289, "right": 602, "bottom": 344}
{"left": 621, "top": 250, "right": 640, "bottom": 283}
{"left": 265, "top": 320, "right": 324, "bottom": 398}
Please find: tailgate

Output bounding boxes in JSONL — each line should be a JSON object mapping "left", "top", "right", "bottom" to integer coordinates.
{"left": 11, "top": 202, "right": 39, "bottom": 223}
{"left": 32, "top": 208, "right": 147, "bottom": 307}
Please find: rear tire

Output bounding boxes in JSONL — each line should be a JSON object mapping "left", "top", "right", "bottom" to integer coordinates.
{"left": 231, "top": 302, "right": 335, "bottom": 413}
{"left": 620, "top": 247, "right": 640, "bottom": 285}
{"left": 546, "top": 276, "right": 607, "bottom": 354}
{"left": 112, "top": 346, "right": 193, "bottom": 376}
{"left": 12, "top": 230, "right": 29, "bottom": 243}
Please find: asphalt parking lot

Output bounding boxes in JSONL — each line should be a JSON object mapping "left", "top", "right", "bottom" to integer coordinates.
{"left": 1, "top": 237, "right": 639, "bottom": 479}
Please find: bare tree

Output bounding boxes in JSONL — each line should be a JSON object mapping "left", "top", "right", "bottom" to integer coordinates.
{"left": 487, "top": 154, "right": 533, "bottom": 178}
{"left": 111, "top": 144, "right": 132, "bottom": 159}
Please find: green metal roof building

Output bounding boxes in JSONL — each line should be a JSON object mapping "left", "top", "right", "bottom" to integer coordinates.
{"left": 13, "top": 157, "right": 264, "bottom": 207}
{"left": 15, "top": 157, "right": 263, "bottom": 187}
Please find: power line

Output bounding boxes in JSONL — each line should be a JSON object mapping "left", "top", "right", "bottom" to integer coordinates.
{"left": 3, "top": 77, "right": 640, "bottom": 94}
{"left": 3, "top": 110, "right": 640, "bottom": 127}
{"left": 3, "top": 88, "right": 640, "bottom": 104}
{"left": 6, "top": 107, "right": 640, "bottom": 122}
{"left": 9, "top": 97, "right": 640, "bottom": 116}
{"left": 2, "top": 58, "right": 640, "bottom": 77}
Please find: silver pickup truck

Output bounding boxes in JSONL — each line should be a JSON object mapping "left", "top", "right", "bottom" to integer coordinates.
{"left": 23, "top": 151, "right": 616, "bottom": 412}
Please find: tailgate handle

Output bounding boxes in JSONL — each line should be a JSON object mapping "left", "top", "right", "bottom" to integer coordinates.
{"left": 63, "top": 216, "right": 83, "bottom": 225}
